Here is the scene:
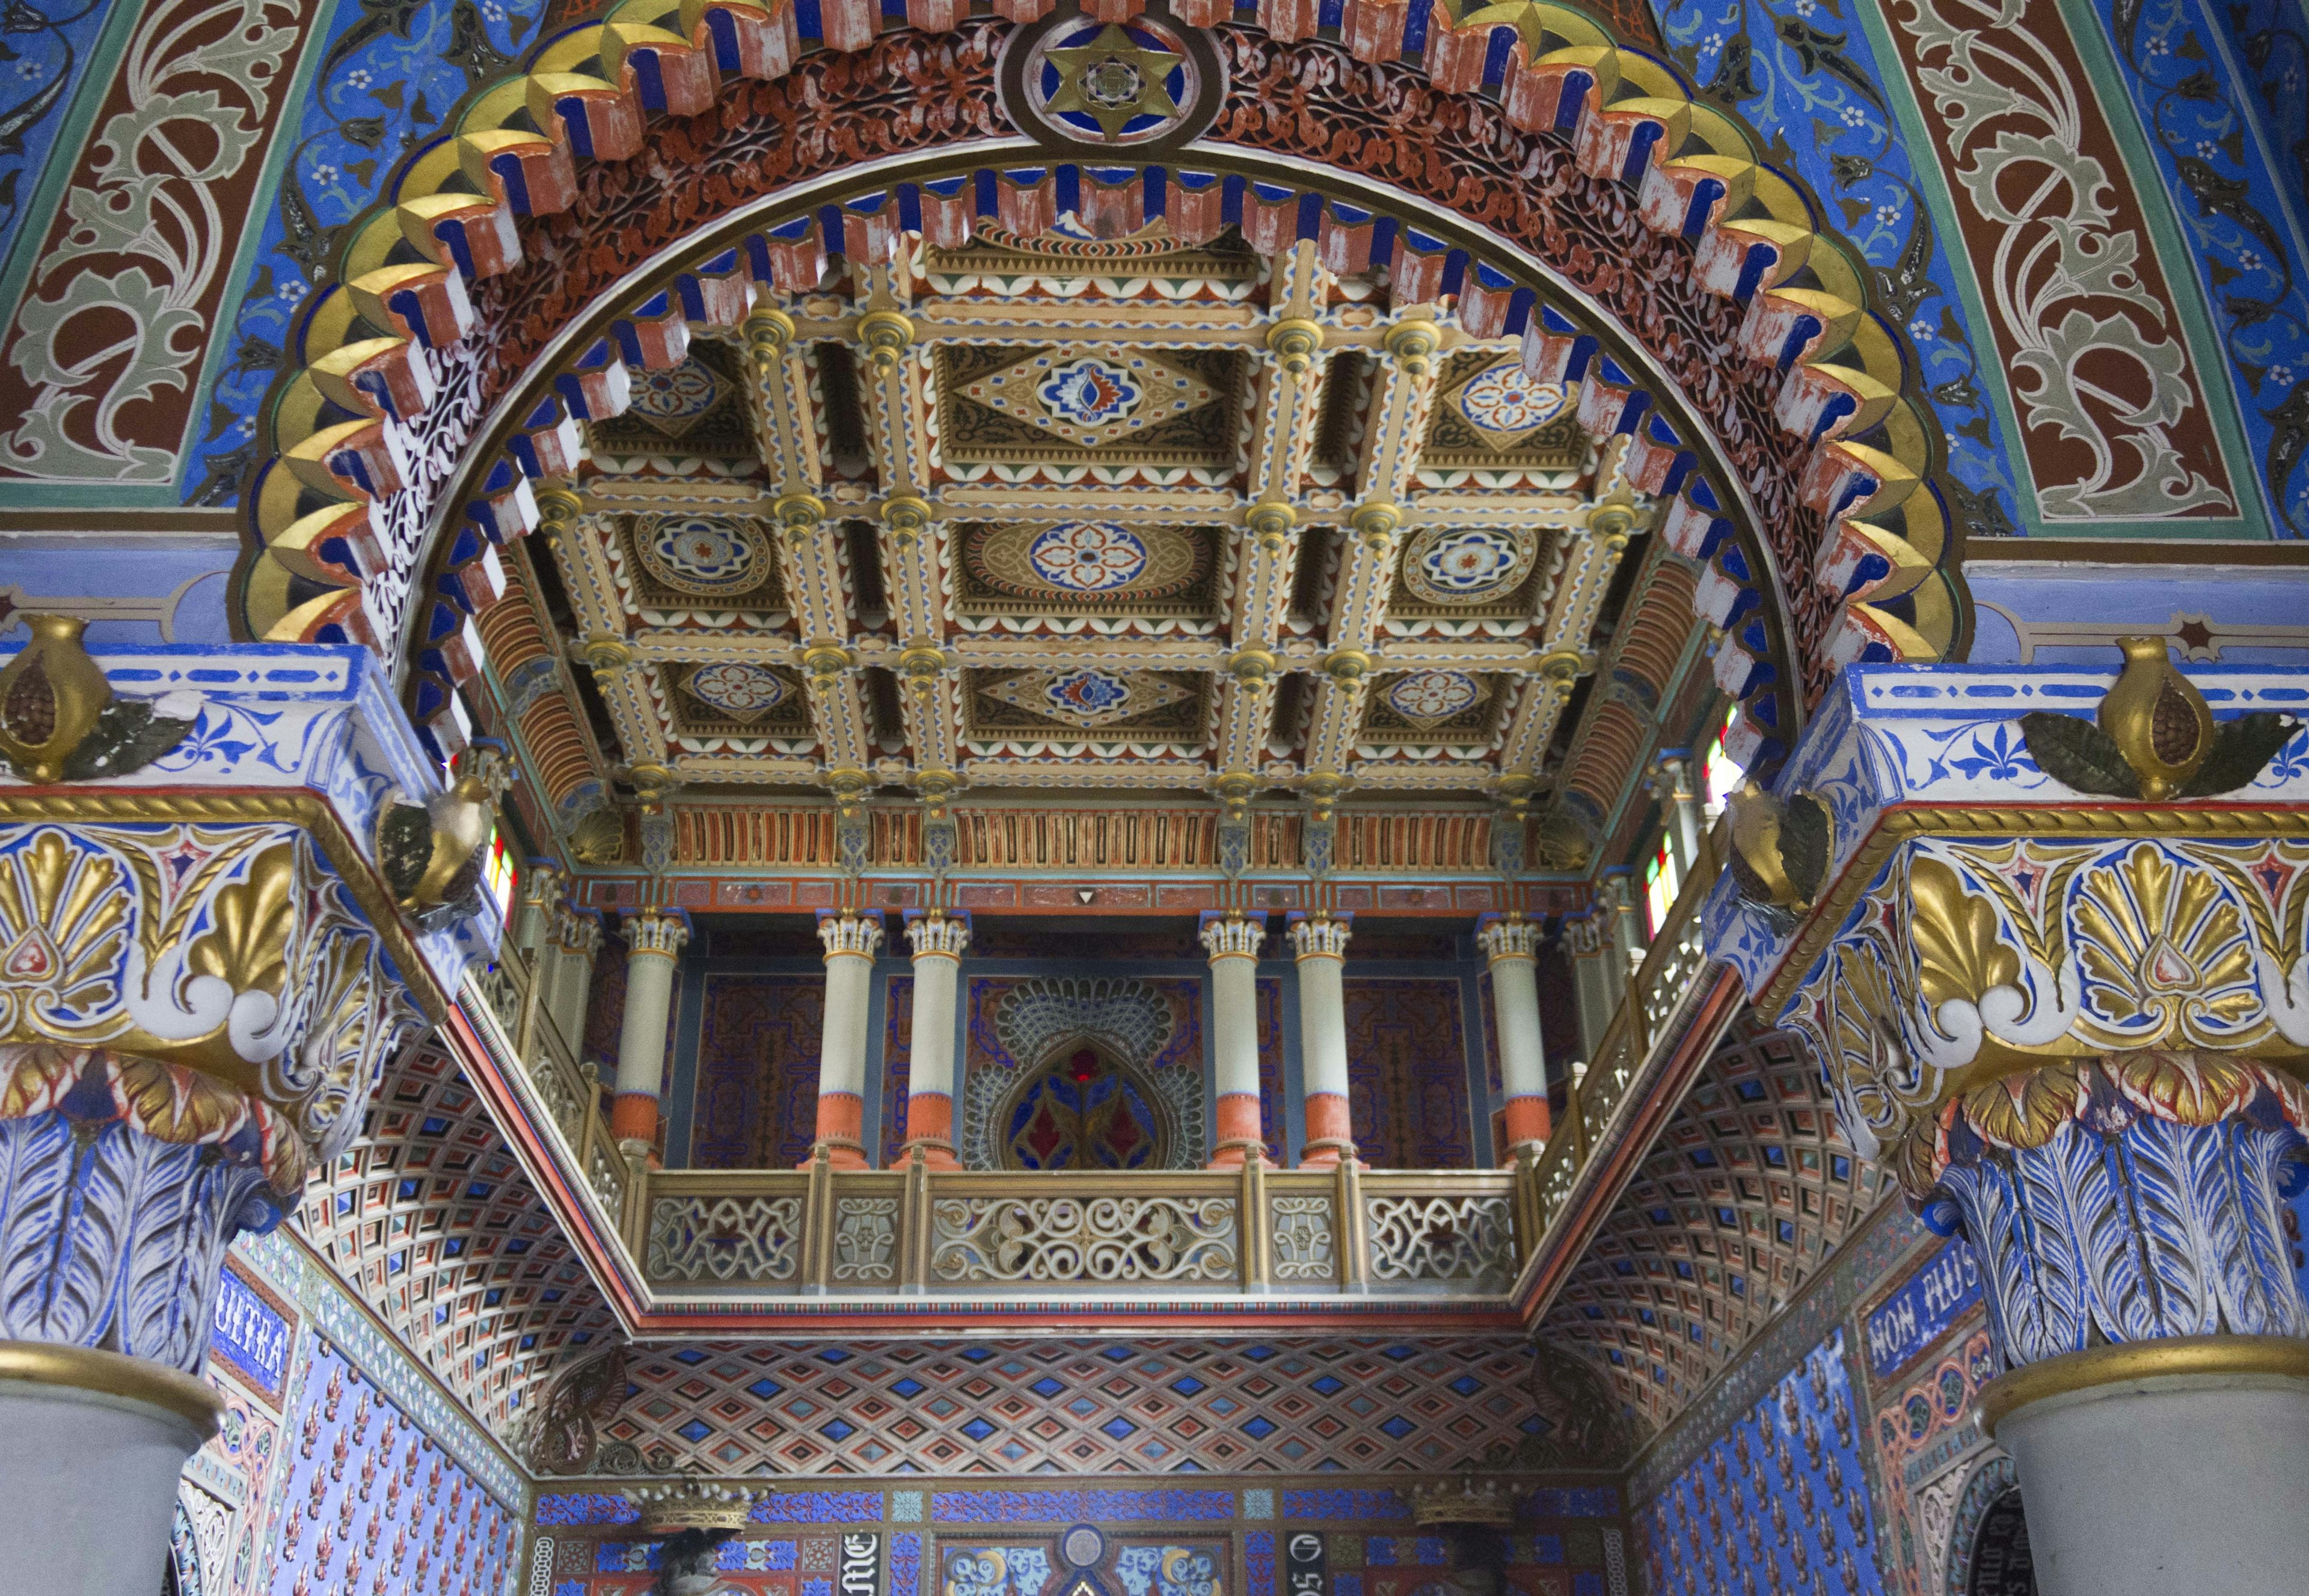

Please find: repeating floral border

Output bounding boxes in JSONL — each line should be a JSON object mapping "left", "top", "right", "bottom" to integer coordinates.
{"left": 183, "top": 0, "right": 547, "bottom": 504}
{"left": 1654, "top": 0, "right": 2024, "bottom": 536}
{"left": 2087, "top": 0, "right": 2309, "bottom": 539}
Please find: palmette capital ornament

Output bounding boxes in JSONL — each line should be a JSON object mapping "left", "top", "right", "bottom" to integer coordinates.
{"left": 1716, "top": 661, "right": 2309, "bottom": 1371}
{"left": 906, "top": 912, "right": 969, "bottom": 960}
{"left": 817, "top": 912, "right": 883, "bottom": 960}
{"left": 0, "top": 820, "right": 425, "bottom": 1170}
{"left": 625, "top": 910, "right": 689, "bottom": 960}
{"left": 1779, "top": 834, "right": 2309, "bottom": 1168}
{"left": 1915, "top": 1051, "right": 2309, "bottom": 1368}
{"left": 1200, "top": 913, "right": 1265, "bottom": 960}
{"left": 1287, "top": 916, "right": 1351, "bottom": 961}
{"left": 1476, "top": 915, "right": 1540, "bottom": 963}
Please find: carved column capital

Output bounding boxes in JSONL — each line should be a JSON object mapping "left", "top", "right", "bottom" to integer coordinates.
{"left": 624, "top": 908, "right": 690, "bottom": 960}
{"left": 1476, "top": 913, "right": 1540, "bottom": 963}
{"left": 1713, "top": 657, "right": 2309, "bottom": 1373}
{"left": 904, "top": 911, "right": 970, "bottom": 961}
{"left": 1286, "top": 915, "right": 1351, "bottom": 961}
{"left": 817, "top": 911, "right": 883, "bottom": 960}
{"left": 0, "top": 640, "right": 484, "bottom": 1374}
{"left": 1200, "top": 913, "right": 1266, "bottom": 961}
{"left": 550, "top": 901, "right": 605, "bottom": 959}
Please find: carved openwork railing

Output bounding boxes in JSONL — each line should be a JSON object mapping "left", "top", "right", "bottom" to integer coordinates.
{"left": 461, "top": 943, "right": 639, "bottom": 1235}
{"left": 1530, "top": 817, "right": 1729, "bottom": 1228}
{"left": 634, "top": 1161, "right": 1518, "bottom": 1298}
{"left": 459, "top": 824, "right": 1731, "bottom": 1316}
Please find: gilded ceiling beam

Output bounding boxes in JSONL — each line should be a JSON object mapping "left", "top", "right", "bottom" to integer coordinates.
{"left": 1305, "top": 315, "right": 1443, "bottom": 793}
{"left": 1215, "top": 244, "right": 1332, "bottom": 797}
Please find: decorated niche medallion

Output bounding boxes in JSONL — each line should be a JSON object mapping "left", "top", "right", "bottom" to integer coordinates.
{"left": 637, "top": 514, "right": 766, "bottom": 597}
{"left": 998, "top": 10, "right": 1225, "bottom": 157}
{"left": 1038, "top": 358, "right": 1143, "bottom": 427}
{"left": 1386, "top": 669, "right": 1482, "bottom": 725}
{"left": 1402, "top": 526, "right": 1537, "bottom": 604}
{"left": 1028, "top": 522, "right": 1150, "bottom": 592}
{"left": 683, "top": 661, "right": 791, "bottom": 720}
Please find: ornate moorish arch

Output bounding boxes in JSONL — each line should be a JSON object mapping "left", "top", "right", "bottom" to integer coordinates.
{"left": 232, "top": 0, "right": 1963, "bottom": 791}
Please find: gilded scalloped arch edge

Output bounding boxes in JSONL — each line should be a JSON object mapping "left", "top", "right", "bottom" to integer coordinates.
{"left": 233, "top": 0, "right": 1962, "bottom": 782}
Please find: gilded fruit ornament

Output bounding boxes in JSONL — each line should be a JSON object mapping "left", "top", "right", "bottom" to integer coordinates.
{"left": 0, "top": 615, "right": 199, "bottom": 784}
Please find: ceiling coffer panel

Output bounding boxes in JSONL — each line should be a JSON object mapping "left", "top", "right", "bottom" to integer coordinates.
{"left": 955, "top": 520, "right": 1223, "bottom": 618}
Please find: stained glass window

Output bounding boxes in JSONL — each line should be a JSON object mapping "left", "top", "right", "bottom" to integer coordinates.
{"left": 1644, "top": 838, "right": 1679, "bottom": 938}
{"left": 483, "top": 828, "right": 516, "bottom": 917}
{"left": 1702, "top": 723, "right": 1746, "bottom": 814}
{"left": 1002, "top": 1047, "right": 1167, "bottom": 1171}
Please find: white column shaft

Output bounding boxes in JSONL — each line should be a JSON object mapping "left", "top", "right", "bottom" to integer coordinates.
{"left": 820, "top": 952, "right": 874, "bottom": 1097}
{"left": 1489, "top": 954, "right": 1546, "bottom": 1101}
{"left": 615, "top": 952, "right": 679, "bottom": 1099}
{"left": 0, "top": 1378, "right": 208, "bottom": 1596}
{"left": 1296, "top": 954, "right": 1348, "bottom": 1100}
{"left": 909, "top": 953, "right": 961, "bottom": 1100}
{"left": 1209, "top": 954, "right": 1260, "bottom": 1100}
{"left": 1999, "top": 1374, "right": 2309, "bottom": 1596}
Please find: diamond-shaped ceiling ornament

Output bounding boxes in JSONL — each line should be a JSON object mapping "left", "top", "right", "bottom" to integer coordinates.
{"left": 1438, "top": 359, "right": 1570, "bottom": 451}
{"left": 978, "top": 668, "right": 1195, "bottom": 729}
{"left": 958, "top": 349, "right": 1218, "bottom": 450}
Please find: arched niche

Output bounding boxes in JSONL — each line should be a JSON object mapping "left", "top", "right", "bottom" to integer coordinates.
{"left": 993, "top": 1037, "right": 1176, "bottom": 1171}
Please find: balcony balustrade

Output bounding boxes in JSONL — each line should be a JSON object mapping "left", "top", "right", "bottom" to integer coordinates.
{"left": 455, "top": 823, "right": 1732, "bottom": 1322}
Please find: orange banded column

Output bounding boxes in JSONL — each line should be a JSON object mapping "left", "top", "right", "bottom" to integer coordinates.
{"left": 1287, "top": 914, "right": 1358, "bottom": 1166}
{"left": 900, "top": 911, "right": 969, "bottom": 1168}
{"left": 806, "top": 912, "right": 882, "bottom": 1169}
{"left": 1200, "top": 912, "right": 1268, "bottom": 1167}
{"left": 1477, "top": 914, "right": 1550, "bottom": 1158}
{"left": 609, "top": 909, "right": 688, "bottom": 1146}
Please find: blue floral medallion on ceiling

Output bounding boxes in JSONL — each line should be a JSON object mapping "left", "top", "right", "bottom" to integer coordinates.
{"left": 1029, "top": 523, "right": 1151, "bottom": 592}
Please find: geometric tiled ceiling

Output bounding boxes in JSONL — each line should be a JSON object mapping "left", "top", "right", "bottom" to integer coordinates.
{"left": 291, "top": 1040, "right": 620, "bottom": 1435}
{"left": 542, "top": 223, "right": 1652, "bottom": 805}
{"left": 1538, "top": 1026, "right": 1888, "bottom": 1437}
{"left": 596, "top": 1335, "right": 1557, "bottom": 1476}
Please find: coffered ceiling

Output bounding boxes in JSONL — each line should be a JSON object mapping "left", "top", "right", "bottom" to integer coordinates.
{"left": 536, "top": 216, "right": 1671, "bottom": 815}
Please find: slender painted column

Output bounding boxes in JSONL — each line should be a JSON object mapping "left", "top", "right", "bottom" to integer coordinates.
{"left": 610, "top": 909, "right": 689, "bottom": 1146}
{"left": 1287, "top": 914, "right": 1357, "bottom": 1167}
{"left": 1729, "top": 649, "right": 2309, "bottom": 1596}
{"left": 1652, "top": 751, "right": 1702, "bottom": 877}
{"left": 1477, "top": 915, "right": 1549, "bottom": 1158}
{"left": 512, "top": 858, "right": 566, "bottom": 957}
{"left": 542, "top": 902, "right": 603, "bottom": 1052}
{"left": 1565, "top": 911, "right": 1614, "bottom": 1061}
{"left": 1604, "top": 866, "right": 1645, "bottom": 966}
{"left": 807, "top": 912, "right": 883, "bottom": 1169}
{"left": 900, "top": 912, "right": 969, "bottom": 1168}
{"left": 1201, "top": 912, "right": 1268, "bottom": 1167}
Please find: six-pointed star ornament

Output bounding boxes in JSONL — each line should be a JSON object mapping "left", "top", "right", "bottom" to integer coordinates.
{"left": 1041, "top": 24, "right": 1184, "bottom": 138}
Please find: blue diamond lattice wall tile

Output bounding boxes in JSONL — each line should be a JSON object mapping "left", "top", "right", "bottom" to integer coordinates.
{"left": 598, "top": 1337, "right": 1548, "bottom": 1475}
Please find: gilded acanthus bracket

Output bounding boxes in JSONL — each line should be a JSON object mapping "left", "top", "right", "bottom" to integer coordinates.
{"left": 1707, "top": 660, "right": 2309, "bottom": 1170}
{"left": 0, "top": 642, "right": 500, "bottom": 1159}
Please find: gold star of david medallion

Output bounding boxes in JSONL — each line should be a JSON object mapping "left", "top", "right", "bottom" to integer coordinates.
{"left": 998, "top": 10, "right": 1226, "bottom": 156}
